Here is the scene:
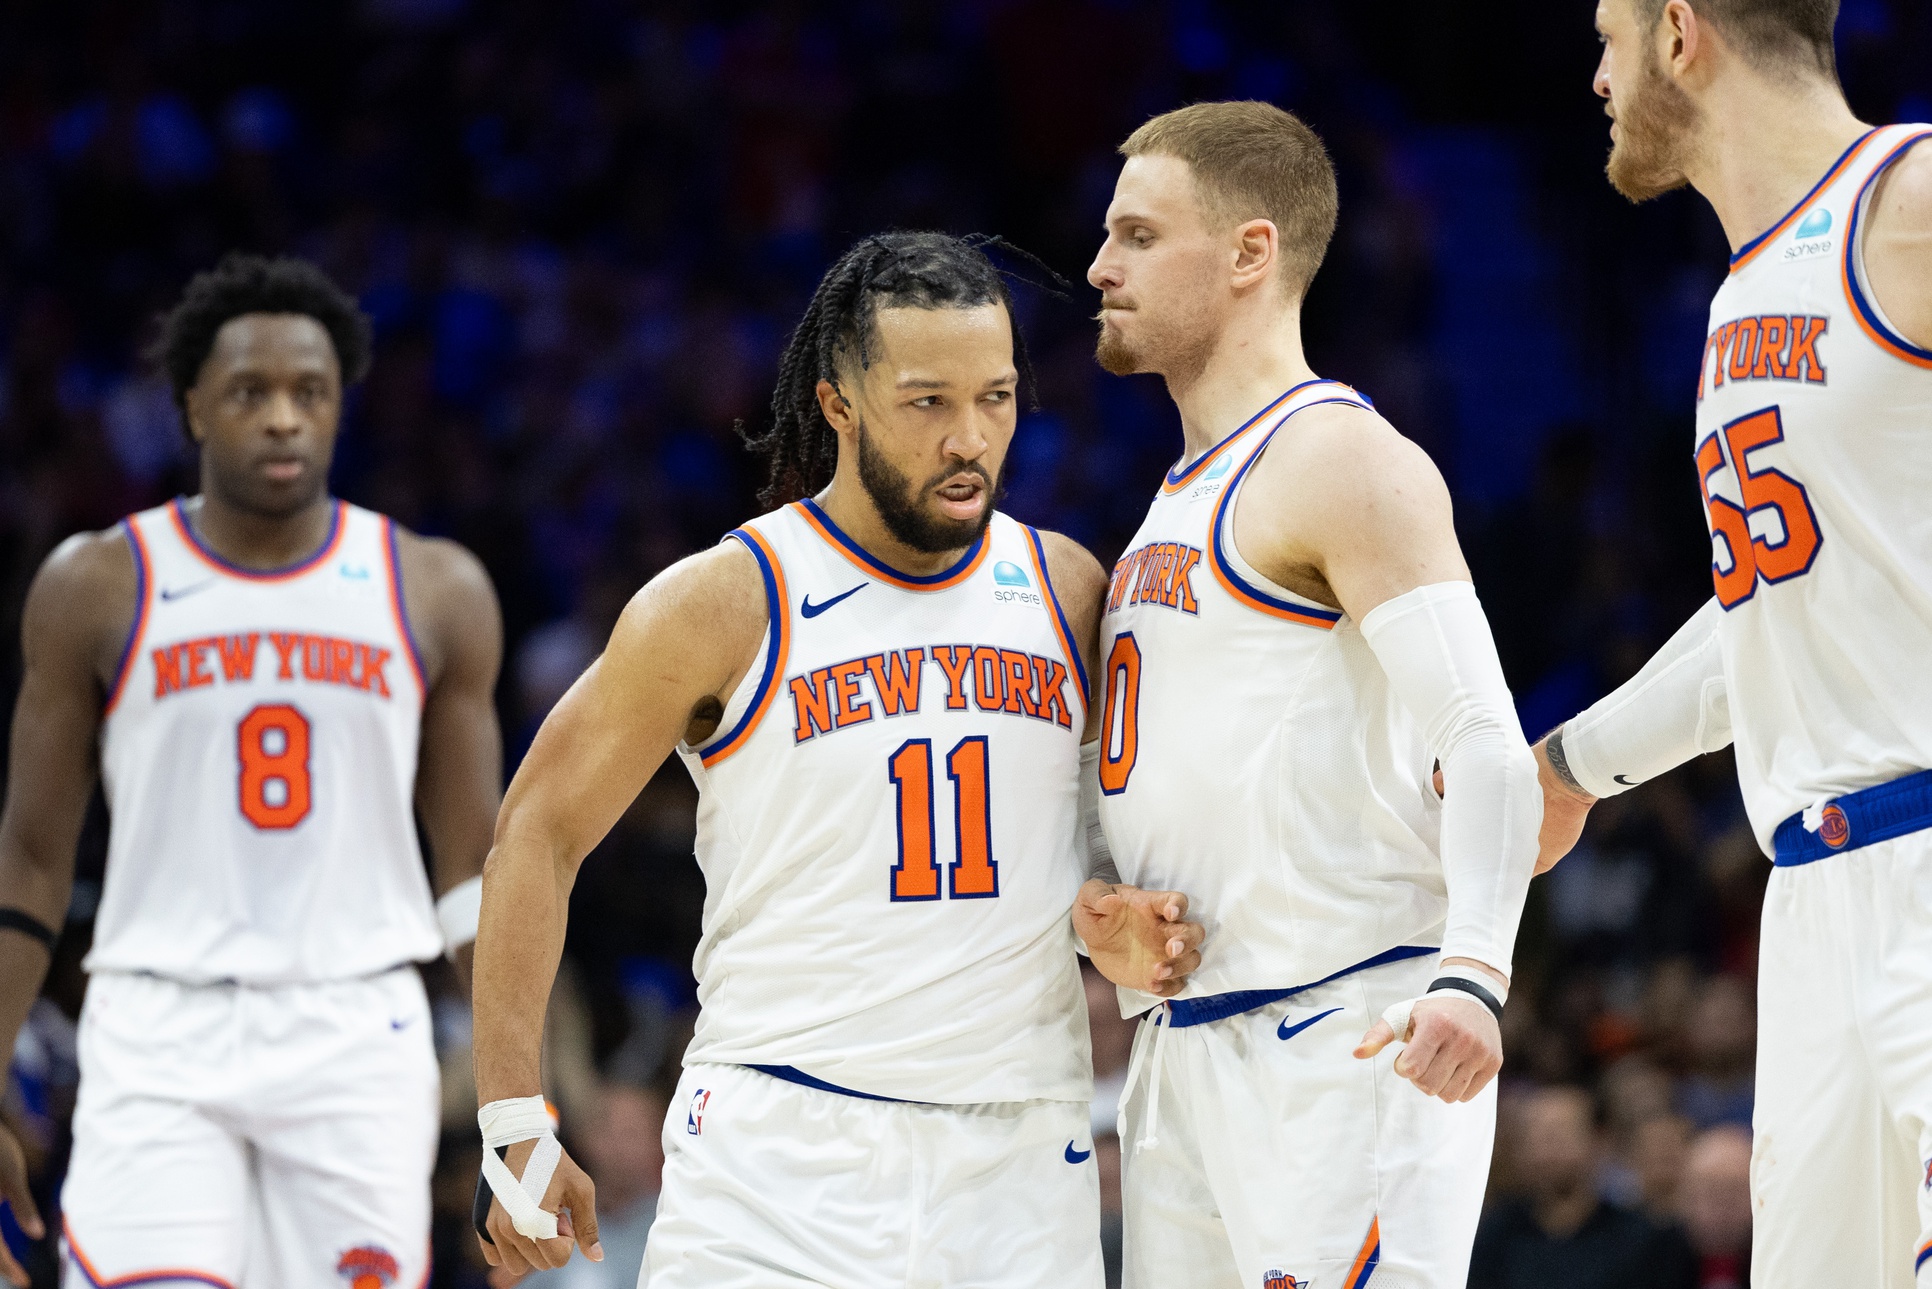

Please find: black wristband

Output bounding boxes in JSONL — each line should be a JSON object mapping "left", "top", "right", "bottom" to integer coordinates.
{"left": 0, "top": 908, "right": 58, "bottom": 954}
{"left": 1427, "top": 975, "right": 1504, "bottom": 1023}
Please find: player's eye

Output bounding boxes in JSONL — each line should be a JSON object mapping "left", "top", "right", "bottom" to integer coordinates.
{"left": 983, "top": 390, "right": 1012, "bottom": 404}
{"left": 911, "top": 395, "right": 941, "bottom": 408}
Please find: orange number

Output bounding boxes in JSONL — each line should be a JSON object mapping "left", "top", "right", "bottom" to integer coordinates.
{"left": 1098, "top": 634, "right": 1141, "bottom": 795}
{"left": 1698, "top": 406, "right": 1823, "bottom": 609}
{"left": 947, "top": 736, "right": 997, "bottom": 898}
{"left": 889, "top": 736, "right": 999, "bottom": 901}
{"left": 237, "top": 703, "right": 312, "bottom": 830}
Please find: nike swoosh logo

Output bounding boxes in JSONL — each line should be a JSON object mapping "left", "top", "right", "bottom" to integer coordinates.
{"left": 1614, "top": 774, "right": 1639, "bottom": 786}
{"left": 1277, "top": 1006, "right": 1343, "bottom": 1043}
{"left": 158, "top": 579, "right": 217, "bottom": 601}
{"left": 1064, "top": 1141, "right": 1092, "bottom": 1164}
{"left": 801, "top": 584, "right": 867, "bottom": 618}
{"left": 389, "top": 1017, "right": 413, "bottom": 1031}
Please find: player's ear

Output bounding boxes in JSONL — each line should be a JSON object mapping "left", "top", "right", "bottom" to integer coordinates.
{"left": 815, "top": 378, "right": 857, "bottom": 438}
{"left": 1229, "top": 218, "right": 1279, "bottom": 293}
{"left": 181, "top": 387, "right": 209, "bottom": 445}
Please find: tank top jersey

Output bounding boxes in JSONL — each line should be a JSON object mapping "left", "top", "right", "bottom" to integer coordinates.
{"left": 94, "top": 498, "right": 442, "bottom": 984}
{"left": 1096, "top": 380, "right": 1447, "bottom": 1011}
{"left": 677, "top": 499, "right": 1092, "bottom": 1105}
{"left": 1693, "top": 122, "right": 1932, "bottom": 851}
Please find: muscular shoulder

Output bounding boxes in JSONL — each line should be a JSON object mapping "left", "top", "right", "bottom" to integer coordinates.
{"left": 1033, "top": 529, "right": 1107, "bottom": 650}
{"left": 607, "top": 538, "right": 768, "bottom": 697}
{"left": 1865, "top": 140, "right": 1932, "bottom": 349}
{"left": 24, "top": 526, "right": 140, "bottom": 681}
{"left": 391, "top": 525, "right": 501, "bottom": 688}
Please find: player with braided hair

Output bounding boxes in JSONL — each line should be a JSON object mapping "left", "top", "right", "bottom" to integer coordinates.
{"left": 469, "top": 229, "right": 1205, "bottom": 1284}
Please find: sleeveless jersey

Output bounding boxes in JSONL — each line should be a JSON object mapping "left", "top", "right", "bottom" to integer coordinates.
{"left": 677, "top": 500, "right": 1092, "bottom": 1105}
{"left": 1693, "top": 122, "right": 1932, "bottom": 851}
{"left": 95, "top": 498, "right": 442, "bottom": 984}
{"left": 1096, "top": 380, "right": 1447, "bottom": 1008}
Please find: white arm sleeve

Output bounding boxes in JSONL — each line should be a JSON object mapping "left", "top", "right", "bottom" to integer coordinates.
{"left": 1560, "top": 597, "right": 1731, "bottom": 799}
{"left": 1361, "top": 582, "right": 1540, "bottom": 979}
{"left": 1081, "top": 740, "right": 1120, "bottom": 887}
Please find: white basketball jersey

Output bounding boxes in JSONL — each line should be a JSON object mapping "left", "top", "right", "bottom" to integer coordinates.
{"left": 1096, "top": 380, "right": 1448, "bottom": 1009}
{"left": 95, "top": 498, "right": 442, "bottom": 984}
{"left": 1693, "top": 123, "right": 1932, "bottom": 850}
{"left": 677, "top": 500, "right": 1092, "bottom": 1105}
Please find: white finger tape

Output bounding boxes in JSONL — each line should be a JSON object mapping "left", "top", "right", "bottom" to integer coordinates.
{"left": 1381, "top": 998, "right": 1418, "bottom": 1044}
{"left": 478, "top": 1096, "right": 561, "bottom": 1241}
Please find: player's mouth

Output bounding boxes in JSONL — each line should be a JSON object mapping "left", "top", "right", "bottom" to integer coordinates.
{"left": 933, "top": 473, "right": 987, "bottom": 522}
{"left": 259, "top": 456, "right": 307, "bottom": 483}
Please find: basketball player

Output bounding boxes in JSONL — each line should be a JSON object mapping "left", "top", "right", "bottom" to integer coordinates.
{"left": 0, "top": 253, "right": 504, "bottom": 1287}
{"left": 1085, "top": 102, "right": 1542, "bottom": 1288}
{"left": 1532, "top": 4, "right": 1932, "bottom": 1284}
{"left": 468, "top": 232, "right": 1205, "bottom": 1283}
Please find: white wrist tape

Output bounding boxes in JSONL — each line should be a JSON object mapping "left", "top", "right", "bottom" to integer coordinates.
{"left": 437, "top": 876, "right": 484, "bottom": 954}
{"left": 478, "top": 1096, "right": 561, "bottom": 1241}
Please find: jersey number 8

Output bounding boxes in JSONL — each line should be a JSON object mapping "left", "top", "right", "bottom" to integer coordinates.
{"left": 1697, "top": 405, "right": 1823, "bottom": 609}
{"left": 238, "top": 703, "right": 313, "bottom": 830}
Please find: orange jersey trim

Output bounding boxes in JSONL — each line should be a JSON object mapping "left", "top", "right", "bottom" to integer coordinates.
{"left": 1204, "top": 413, "right": 1349, "bottom": 629}
{"left": 102, "top": 517, "right": 154, "bottom": 716}
{"left": 381, "top": 516, "right": 430, "bottom": 696}
{"left": 1158, "top": 380, "right": 1356, "bottom": 495}
{"left": 1022, "top": 525, "right": 1090, "bottom": 720}
{"left": 1730, "top": 127, "right": 1883, "bottom": 275}
{"left": 169, "top": 496, "right": 348, "bottom": 582}
{"left": 64, "top": 1216, "right": 236, "bottom": 1288}
{"left": 1840, "top": 130, "right": 1932, "bottom": 369}
{"left": 699, "top": 526, "right": 792, "bottom": 767}
{"left": 792, "top": 499, "right": 988, "bottom": 591}
{"left": 1345, "top": 1216, "right": 1381, "bottom": 1289}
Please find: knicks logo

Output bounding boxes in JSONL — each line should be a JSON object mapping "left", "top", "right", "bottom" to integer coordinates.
{"left": 687, "top": 1088, "right": 711, "bottom": 1135}
{"left": 1819, "top": 803, "right": 1850, "bottom": 849}
{"left": 336, "top": 1246, "right": 399, "bottom": 1289}
{"left": 1261, "top": 1272, "right": 1306, "bottom": 1289}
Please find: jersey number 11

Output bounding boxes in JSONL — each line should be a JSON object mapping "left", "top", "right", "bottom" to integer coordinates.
{"left": 888, "top": 737, "right": 997, "bottom": 901}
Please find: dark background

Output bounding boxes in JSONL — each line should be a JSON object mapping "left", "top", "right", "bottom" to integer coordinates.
{"left": 0, "top": 0, "right": 1926, "bottom": 1284}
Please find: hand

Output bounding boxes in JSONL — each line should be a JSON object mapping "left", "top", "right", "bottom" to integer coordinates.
{"left": 1353, "top": 991, "right": 1503, "bottom": 1104}
{"left": 1073, "top": 879, "right": 1204, "bottom": 997}
{"left": 0, "top": 1121, "right": 42, "bottom": 1287}
{"left": 477, "top": 1139, "right": 603, "bottom": 1274}
{"left": 1531, "top": 735, "right": 1595, "bottom": 875}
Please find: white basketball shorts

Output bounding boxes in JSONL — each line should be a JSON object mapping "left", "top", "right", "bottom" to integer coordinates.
{"left": 1119, "top": 951, "right": 1494, "bottom": 1289}
{"left": 1753, "top": 829, "right": 1932, "bottom": 1287}
{"left": 642, "top": 1062, "right": 1102, "bottom": 1288}
{"left": 60, "top": 968, "right": 437, "bottom": 1289}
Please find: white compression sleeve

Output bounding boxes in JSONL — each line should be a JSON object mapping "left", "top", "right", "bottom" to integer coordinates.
{"left": 1081, "top": 740, "right": 1120, "bottom": 887}
{"left": 1361, "top": 582, "right": 1540, "bottom": 979}
{"left": 1559, "top": 597, "right": 1731, "bottom": 799}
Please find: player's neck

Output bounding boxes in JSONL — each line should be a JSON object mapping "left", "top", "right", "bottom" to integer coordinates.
{"left": 184, "top": 489, "right": 338, "bottom": 571}
{"left": 812, "top": 477, "right": 978, "bottom": 578}
{"left": 1165, "top": 307, "right": 1318, "bottom": 464}
{"left": 1686, "top": 72, "right": 1867, "bottom": 254}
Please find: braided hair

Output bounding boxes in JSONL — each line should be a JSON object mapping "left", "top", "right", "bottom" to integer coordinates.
{"left": 744, "top": 231, "right": 1051, "bottom": 509}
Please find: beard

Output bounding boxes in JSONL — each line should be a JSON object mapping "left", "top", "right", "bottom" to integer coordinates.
{"left": 1094, "top": 298, "right": 1216, "bottom": 382}
{"left": 856, "top": 422, "right": 1002, "bottom": 554}
{"left": 1606, "top": 52, "right": 1701, "bottom": 202}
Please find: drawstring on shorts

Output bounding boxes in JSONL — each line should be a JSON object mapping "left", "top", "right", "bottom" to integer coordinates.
{"left": 1116, "top": 1001, "right": 1171, "bottom": 1153}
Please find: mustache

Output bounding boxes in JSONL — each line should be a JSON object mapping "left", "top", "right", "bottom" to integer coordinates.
{"left": 1094, "top": 299, "right": 1134, "bottom": 319}
{"left": 924, "top": 462, "right": 993, "bottom": 492}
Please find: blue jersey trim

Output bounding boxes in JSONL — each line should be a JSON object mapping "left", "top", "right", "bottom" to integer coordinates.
{"left": 383, "top": 516, "right": 429, "bottom": 694}
{"left": 1162, "top": 379, "right": 1341, "bottom": 491}
{"left": 1164, "top": 945, "right": 1437, "bottom": 1029}
{"left": 1730, "top": 127, "right": 1879, "bottom": 269}
{"left": 1022, "top": 524, "right": 1091, "bottom": 702}
{"left": 1772, "top": 767, "right": 1932, "bottom": 866}
{"left": 104, "top": 517, "right": 150, "bottom": 711}
{"left": 1841, "top": 130, "right": 1932, "bottom": 364}
{"left": 796, "top": 497, "right": 986, "bottom": 588}
{"left": 745, "top": 1064, "right": 918, "bottom": 1103}
{"left": 170, "top": 494, "right": 344, "bottom": 579}
{"left": 695, "top": 530, "right": 786, "bottom": 765}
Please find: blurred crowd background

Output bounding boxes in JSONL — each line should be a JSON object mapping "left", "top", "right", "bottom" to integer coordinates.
{"left": 0, "top": 0, "right": 1927, "bottom": 1285}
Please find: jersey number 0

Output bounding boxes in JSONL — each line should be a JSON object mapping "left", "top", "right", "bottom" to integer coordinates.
{"left": 889, "top": 737, "right": 997, "bottom": 900}
{"left": 237, "top": 703, "right": 312, "bottom": 830}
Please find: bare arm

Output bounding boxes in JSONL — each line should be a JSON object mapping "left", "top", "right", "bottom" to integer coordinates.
{"left": 471, "top": 539, "right": 764, "bottom": 1271}
{"left": 1237, "top": 405, "right": 1535, "bottom": 1102}
{"left": 0, "top": 530, "right": 138, "bottom": 1273}
{"left": 398, "top": 530, "right": 504, "bottom": 980}
{"left": 1864, "top": 142, "right": 1932, "bottom": 350}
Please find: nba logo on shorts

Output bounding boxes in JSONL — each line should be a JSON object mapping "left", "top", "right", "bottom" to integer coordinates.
{"left": 687, "top": 1088, "right": 711, "bottom": 1135}
{"left": 1261, "top": 1271, "right": 1304, "bottom": 1289}
{"left": 336, "top": 1245, "right": 399, "bottom": 1288}
{"left": 1819, "top": 803, "right": 1851, "bottom": 849}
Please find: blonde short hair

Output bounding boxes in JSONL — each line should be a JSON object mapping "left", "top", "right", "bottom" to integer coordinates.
{"left": 1121, "top": 100, "right": 1339, "bottom": 298}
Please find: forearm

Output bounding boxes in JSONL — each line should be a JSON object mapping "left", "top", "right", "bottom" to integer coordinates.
{"left": 0, "top": 845, "right": 71, "bottom": 1055}
{"left": 1556, "top": 597, "right": 1729, "bottom": 799}
{"left": 471, "top": 823, "right": 575, "bottom": 1104}
{"left": 1361, "top": 582, "right": 1539, "bottom": 979}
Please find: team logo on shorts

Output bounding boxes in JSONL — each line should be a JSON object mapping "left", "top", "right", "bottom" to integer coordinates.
{"left": 687, "top": 1087, "right": 711, "bottom": 1135}
{"left": 1261, "top": 1272, "right": 1306, "bottom": 1289}
{"left": 336, "top": 1245, "right": 399, "bottom": 1289}
{"left": 1819, "top": 803, "right": 1851, "bottom": 849}
{"left": 1923, "top": 1158, "right": 1932, "bottom": 1190}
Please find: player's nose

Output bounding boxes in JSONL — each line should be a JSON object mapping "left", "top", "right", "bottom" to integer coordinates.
{"left": 1087, "top": 244, "right": 1120, "bottom": 292}
{"left": 262, "top": 389, "right": 305, "bottom": 436}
